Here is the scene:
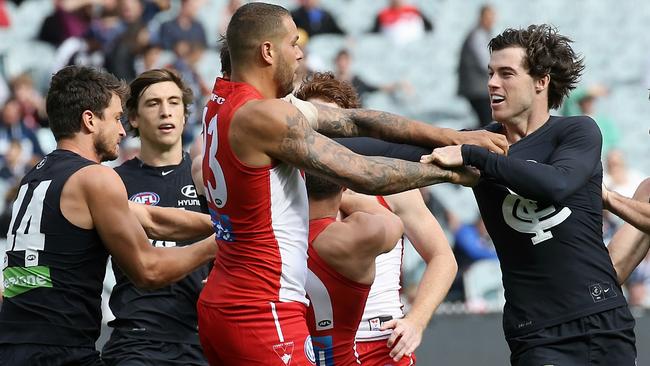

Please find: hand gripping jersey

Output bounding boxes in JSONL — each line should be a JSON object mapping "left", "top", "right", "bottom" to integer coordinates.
{"left": 356, "top": 196, "right": 404, "bottom": 341}
{"left": 200, "top": 78, "right": 309, "bottom": 306}
{"left": 306, "top": 217, "right": 371, "bottom": 366}
{"left": 0, "top": 150, "right": 106, "bottom": 347}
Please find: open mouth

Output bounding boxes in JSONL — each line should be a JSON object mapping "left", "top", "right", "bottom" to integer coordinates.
{"left": 491, "top": 94, "right": 505, "bottom": 106}
{"left": 159, "top": 123, "right": 175, "bottom": 132}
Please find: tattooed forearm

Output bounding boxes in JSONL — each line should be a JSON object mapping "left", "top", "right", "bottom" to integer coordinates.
{"left": 279, "top": 109, "right": 460, "bottom": 195}
{"left": 314, "top": 103, "right": 454, "bottom": 147}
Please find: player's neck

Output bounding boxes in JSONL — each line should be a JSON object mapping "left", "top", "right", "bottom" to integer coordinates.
{"left": 138, "top": 142, "right": 183, "bottom": 167}
{"left": 57, "top": 137, "right": 102, "bottom": 163}
{"left": 309, "top": 199, "right": 340, "bottom": 221}
{"left": 503, "top": 106, "right": 550, "bottom": 144}
{"left": 230, "top": 69, "right": 279, "bottom": 98}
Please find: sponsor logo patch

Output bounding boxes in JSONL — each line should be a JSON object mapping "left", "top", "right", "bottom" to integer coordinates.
{"left": 130, "top": 192, "right": 160, "bottom": 206}
{"left": 181, "top": 185, "right": 198, "bottom": 198}
{"left": 3, "top": 266, "right": 53, "bottom": 297}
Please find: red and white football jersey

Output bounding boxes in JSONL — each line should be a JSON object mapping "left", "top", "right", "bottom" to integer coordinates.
{"left": 200, "top": 78, "right": 309, "bottom": 307}
{"left": 306, "top": 217, "right": 370, "bottom": 365}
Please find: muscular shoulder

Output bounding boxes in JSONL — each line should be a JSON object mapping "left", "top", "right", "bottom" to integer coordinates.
{"left": 72, "top": 164, "right": 127, "bottom": 197}
{"left": 232, "top": 98, "right": 312, "bottom": 145}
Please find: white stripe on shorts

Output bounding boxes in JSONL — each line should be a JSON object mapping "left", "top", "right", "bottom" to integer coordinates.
{"left": 270, "top": 302, "right": 285, "bottom": 342}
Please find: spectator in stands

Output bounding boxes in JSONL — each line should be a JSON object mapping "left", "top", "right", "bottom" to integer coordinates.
{"left": 157, "top": 0, "right": 207, "bottom": 50}
{"left": 0, "top": 99, "right": 43, "bottom": 172}
{"left": 9, "top": 73, "right": 48, "bottom": 129}
{"left": 134, "top": 42, "right": 164, "bottom": 75}
{"left": 291, "top": 0, "right": 344, "bottom": 36}
{"left": 334, "top": 49, "right": 412, "bottom": 105}
{"left": 458, "top": 4, "right": 496, "bottom": 128}
{"left": 447, "top": 216, "right": 497, "bottom": 301}
{"left": 577, "top": 90, "right": 620, "bottom": 155}
{"left": 370, "top": 0, "right": 433, "bottom": 44}
{"left": 218, "top": 0, "right": 242, "bottom": 36}
{"left": 104, "top": 0, "right": 149, "bottom": 80}
{"left": 604, "top": 149, "right": 645, "bottom": 199}
{"left": 38, "top": 0, "right": 96, "bottom": 47}
{"left": 167, "top": 40, "right": 209, "bottom": 141}
{"left": 51, "top": 27, "right": 105, "bottom": 73}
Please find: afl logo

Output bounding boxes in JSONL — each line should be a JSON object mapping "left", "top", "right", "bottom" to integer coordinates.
{"left": 318, "top": 320, "right": 331, "bottom": 328}
{"left": 36, "top": 157, "right": 47, "bottom": 169}
{"left": 130, "top": 192, "right": 160, "bottom": 206}
{"left": 181, "top": 185, "right": 197, "bottom": 198}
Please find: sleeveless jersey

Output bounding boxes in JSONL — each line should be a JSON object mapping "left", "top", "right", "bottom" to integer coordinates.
{"left": 200, "top": 78, "right": 309, "bottom": 306}
{"left": 306, "top": 217, "right": 370, "bottom": 366}
{"left": 357, "top": 196, "right": 404, "bottom": 341}
{"left": 0, "top": 150, "right": 106, "bottom": 347}
{"left": 108, "top": 153, "right": 210, "bottom": 344}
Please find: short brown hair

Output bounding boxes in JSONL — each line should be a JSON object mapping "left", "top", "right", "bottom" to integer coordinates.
{"left": 489, "top": 24, "right": 584, "bottom": 110}
{"left": 126, "top": 68, "right": 193, "bottom": 136}
{"left": 226, "top": 2, "right": 290, "bottom": 67}
{"left": 47, "top": 66, "right": 129, "bottom": 141}
{"left": 295, "top": 72, "right": 361, "bottom": 109}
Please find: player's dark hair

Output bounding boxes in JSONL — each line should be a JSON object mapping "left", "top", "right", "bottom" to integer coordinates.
{"left": 46, "top": 66, "right": 128, "bottom": 141}
{"left": 489, "top": 24, "right": 584, "bottom": 109}
{"left": 126, "top": 68, "right": 193, "bottom": 136}
{"left": 226, "top": 3, "right": 290, "bottom": 67}
{"left": 295, "top": 72, "right": 361, "bottom": 109}
{"left": 219, "top": 35, "right": 231, "bottom": 77}
{"left": 306, "top": 173, "right": 343, "bottom": 200}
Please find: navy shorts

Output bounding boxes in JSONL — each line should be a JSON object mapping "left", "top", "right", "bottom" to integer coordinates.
{"left": 102, "top": 331, "right": 207, "bottom": 366}
{"left": 507, "top": 306, "right": 637, "bottom": 366}
{"left": 0, "top": 343, "right": 103, "bottom": 366}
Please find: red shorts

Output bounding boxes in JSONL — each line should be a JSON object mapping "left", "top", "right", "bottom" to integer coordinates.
{"left": 356, "top": 339, "right": 417, "bottom": 366}
{"left": 197, "top": 300, "right": 316, "bottom": 366}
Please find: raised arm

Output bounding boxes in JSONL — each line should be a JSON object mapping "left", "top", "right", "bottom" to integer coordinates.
{"left": 79, "top": 165, "right": 215, "bottom": 289}
{"left": 237, "top": 100, "right": 479, "bottom": 195}
{"left": 313, "top": 103, "right": 508, "bottom": 154}
{"left": 381, "top": 190, "right": 457, "bottom": 362}
{"left": 128, "top": 202, "right": 213, "bottom": 241}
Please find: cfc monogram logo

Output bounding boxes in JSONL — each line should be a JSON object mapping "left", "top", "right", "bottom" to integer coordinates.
{"left": 502, "top": 193, "right": 571, "bottom": 245}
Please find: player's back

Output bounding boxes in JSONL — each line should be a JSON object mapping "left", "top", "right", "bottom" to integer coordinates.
{"left": 0, "top": 150, "right": 107, "bottom": 347}
{"left": 200, "top": 78, "right": 309, "bottom": 307}
{"left": 306, "top": 217, "right": 371, "bottom": 366}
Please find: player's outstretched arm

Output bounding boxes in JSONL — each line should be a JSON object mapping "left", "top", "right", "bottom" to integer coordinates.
{"left": 423, "top": 118, "right": 601, "bottom": 203}
{"left": 128, "top": 202, "right": 213, "bottom": 241}
{"left": 238, "top": 100, "right": 479, "bottom": 195}
{"left": 606, "top": 179, "right": 650, "bottom": 284}
{"left": 79, "top": 165, "right": 216, "bottom": 289}
{"left": 604, "top": 179, "right": 650, "bottom": 235}
{"left": 313, "top": 103, "right": 508, "bottom": 155}
{"left": 380, "top": 190, "right": 457, "bottom": 362}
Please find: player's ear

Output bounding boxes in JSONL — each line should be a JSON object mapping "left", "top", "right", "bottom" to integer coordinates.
{"left": 260, "top": 41, "right": 273, "bottom": 66}
{"left": 129, "top": 116, "right": 139, "bottom": 130}
{"left": 535, "top": 74, "right": 550, "bottom": 93}
{"left": 81, "top": 110, "right": 96, "bottom": 132}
